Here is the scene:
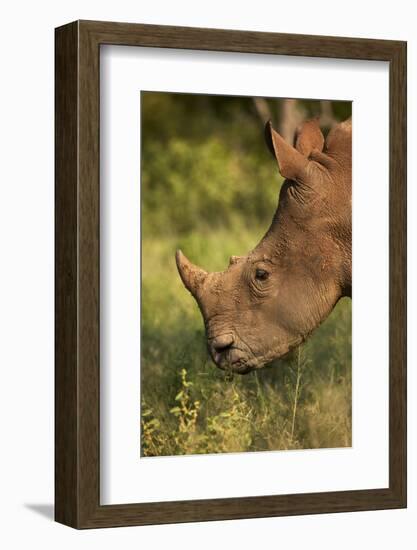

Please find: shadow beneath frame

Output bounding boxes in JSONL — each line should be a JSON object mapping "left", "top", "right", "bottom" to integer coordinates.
{"left": 24, "top": 503, "right": 54, "bottom": 521}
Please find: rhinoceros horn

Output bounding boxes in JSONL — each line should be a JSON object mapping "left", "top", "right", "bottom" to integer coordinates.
{"left": 175, "top": 250, "right": 208, "bottom": 298}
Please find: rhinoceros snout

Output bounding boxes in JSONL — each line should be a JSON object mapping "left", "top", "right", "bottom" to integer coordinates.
{"left": 209, "top": 333, "right": 234, "bottom": 364}
{"left": 211, "top": 334, "right": 234, "bottom": 353}
{"left": 208, "top": 333, "right": 255, "bottom": 374}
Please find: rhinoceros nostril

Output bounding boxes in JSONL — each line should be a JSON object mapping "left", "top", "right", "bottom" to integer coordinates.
{"left": 212, "top": 334, "right": 234, "bottom": 354}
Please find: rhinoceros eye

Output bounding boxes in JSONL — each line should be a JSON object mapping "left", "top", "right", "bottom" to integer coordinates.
{"left": 255, "top": 268, "right": 269, "bottom": 281}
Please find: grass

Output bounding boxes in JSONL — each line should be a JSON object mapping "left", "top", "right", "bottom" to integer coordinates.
{"left": 140, "top": 227, "right": 352, "bottom": 457}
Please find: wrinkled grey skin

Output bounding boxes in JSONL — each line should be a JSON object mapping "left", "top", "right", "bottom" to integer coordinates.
{"left": 176, "top": 118, "right": 352, "bottom": 374}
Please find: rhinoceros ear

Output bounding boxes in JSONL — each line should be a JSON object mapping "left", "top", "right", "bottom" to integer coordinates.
{"left": 265, "top": 121, "right": 308, "bottom": 181}
{"left": 295, "top": 118, "right": 324, "bottom": 157}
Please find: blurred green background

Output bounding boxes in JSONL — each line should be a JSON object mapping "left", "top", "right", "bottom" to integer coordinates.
{"left": 141, "top": 92, "right": 352, "bottom": 457}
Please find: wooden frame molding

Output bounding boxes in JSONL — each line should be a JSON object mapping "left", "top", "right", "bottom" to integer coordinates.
{"left": 55, "top": 20, "right": 407, "bottom": 528}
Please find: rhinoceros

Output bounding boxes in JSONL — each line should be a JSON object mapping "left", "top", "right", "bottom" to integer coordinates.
{"left": 176, "top": 117, "right": 352, "bottom": 374}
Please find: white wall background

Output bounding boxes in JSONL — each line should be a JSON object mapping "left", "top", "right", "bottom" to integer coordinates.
{"left": 0, "top": 1, "right": 414, "bottom": 548}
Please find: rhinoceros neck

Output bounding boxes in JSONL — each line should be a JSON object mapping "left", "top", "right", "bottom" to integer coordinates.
{"left": 254, "top": 207, "right": 351, "bottom": 321}
{"left": 268, "top": 189, "right": 350, "bottom": 274}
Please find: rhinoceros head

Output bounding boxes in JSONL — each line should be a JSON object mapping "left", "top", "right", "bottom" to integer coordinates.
{"left": 176, "top": 117, "right": 352, "bottom": 374}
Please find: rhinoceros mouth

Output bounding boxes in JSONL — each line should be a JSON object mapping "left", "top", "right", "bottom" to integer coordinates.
{"left": 216, "top": 356, "right": 255, "bottom": 375}
{"left": 211, "top": 344, "right": 266, "bottom": 374}
{"left": 208, "top": 337, "right": 256, "bottom": 374}
{"left": 213, "top": 334, "right": 305, "bottom": 375}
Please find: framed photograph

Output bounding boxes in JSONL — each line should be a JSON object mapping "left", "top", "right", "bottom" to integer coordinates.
{"left": 55, "top": 20, "right": 406, "bottom": 528}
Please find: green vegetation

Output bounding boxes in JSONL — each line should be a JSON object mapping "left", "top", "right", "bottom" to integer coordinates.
{"left": 141, "top": 92, "right": 352, "bottom": 456}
